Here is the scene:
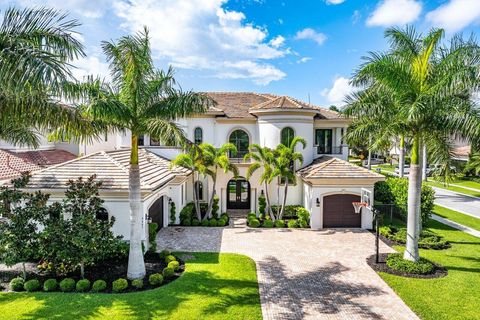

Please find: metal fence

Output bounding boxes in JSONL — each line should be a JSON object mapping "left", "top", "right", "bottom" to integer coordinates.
{"left": 373, "top": 203, "right": 407, "bottom": 225}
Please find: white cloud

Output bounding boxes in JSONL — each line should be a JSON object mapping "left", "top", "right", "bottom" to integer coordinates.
{"left": 294, "top": 28, "right": 327, "bottom": 45}
{"left": 71, "top": 55, "right": 110, "bottom": 81}
{"left": 321, "top": 76, "right": 356, "bottom": 106}
{"left": 17, "top": 0, "right": 110, "bottom": 18}
{"left": 352, "top": 10, "right": 361, "bottom": 25}
{"left": 426, "top": 0, "right": 480, "bottom": 33}
{"left": 297, "top": 57, "right": 312, "bottom": 63}
{"left": 367, "top": 0, "right": 422, "bottom": 27}
{"left": 113, "top": 0, "right": 288, "bottom": 85}
{"left": 326, "top": 0, "right": 346, "bottom": 4}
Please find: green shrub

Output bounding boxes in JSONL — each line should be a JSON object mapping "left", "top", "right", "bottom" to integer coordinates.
{"left": 168, "top": 260, "right": 180, "bottom": 271}
{"left": 75, "top": 279, "right": 90, "bottom": 292}
{"left": 179, "top": 202, "right": 208, "bottom": 226}
{"left": 169, "top": 201, "right": 176, "bottom": 225}
{"left": 298, "top": 219, "right": 309, "bottom": 228}
{"left": 149, "top": 273, "right": 163, "bottom": 286}
{"left": 209, "top": 219, "right": 218, "bottom": 227}
{"left": 287, "top": 220, "right": 298, "bottom": 228}
{"left": 386, "top": 253, "right": 435, "bottom": 274}
{"left": 297, "top": 208, "right": 310, "bottom": 222}
{"left": 163, "top": 267, "right": 175, "bottom": 278}
{"left": 275, "top": 219, "right": 285, "bottom": 228}
{"left": 165, "top": 255, "right": 176, "bottom": 264}
{"left": 112, "top": 278, "right": 128, "bottom": 293}
{"left": 379, "top": 226, "right": 392, "bottom": 238}
{"left": 10, "top": 277, "right": 24, "bottom": 292}
{"left": 258, "top": 194, "right": 266, "bottom": 216}
{"left": 59, "top": 278, "right": 76, "bottom": 292}
{"left": 212, "top": 195, "right": 220, "bottom": 217}
{"left": 382, "top": 226, "right": 450, "bottom": 249}
{"left": 221, "top": 213, "right": 229, "bottom": 221}
{"left": 24, "top": 279, "right": 40, "bottom": 292}
{"left": 131, "top": 279, "right": 144, "bottom": 289}
{"left": 271, "top": 205, "right": 303, "bottom": 218}
{"left": 43, "top": 278, "right": 58, "bottom": 292}
{"left": 191, "top": 219, "right": 200, "bottom": 226}
{"left": 148, "top": 223, "right": 158, "bottom": 252}
{"left": 183, "top": 219, "right": 192, "bottom": 226}
{"left": 217, "top": 218, "right": 226, "bottom": 227}
{"left": 263, "top": 220, "right": 274, "bottom": 228}
{"left": 247, "top": 213, "right": 257, "bottom": 220}
{"left": 201, "top": 219, "right": 210, "bottom": 227}
{"left": 248, "top": 218, "right": 260, "bottom": 228}
{"left": 91, "top": 280, "right": 107, "bottom": 292}
{"left": 159, "top": 249, "right": 171, "bottom": 259}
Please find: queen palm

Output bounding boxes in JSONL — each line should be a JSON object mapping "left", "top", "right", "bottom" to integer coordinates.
{"left": 59, "top": 28, "right": 213, "bottom": 279}
{"left": 345, "top": 26, "right": 480, "bottom": 262}
{"left": 0, "top": 7, "right": 88, "bottom": 146}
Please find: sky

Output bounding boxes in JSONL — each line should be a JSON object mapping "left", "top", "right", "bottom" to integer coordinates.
{"left": 2, "top": 0, "right": 480, "bottom": 106}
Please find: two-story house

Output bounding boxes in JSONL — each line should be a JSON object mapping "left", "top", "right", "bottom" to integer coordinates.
{"left": 3, "top": 92, "right": 383, "bottom": 240}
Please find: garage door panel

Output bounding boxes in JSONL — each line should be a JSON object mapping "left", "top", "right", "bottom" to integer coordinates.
{"left": 323, "top": 194, "right": 361, "bottom": 228}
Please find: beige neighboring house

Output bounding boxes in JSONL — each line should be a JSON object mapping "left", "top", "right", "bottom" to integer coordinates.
{"left": 5, "top": 92, "right": 385, "bottom": 241}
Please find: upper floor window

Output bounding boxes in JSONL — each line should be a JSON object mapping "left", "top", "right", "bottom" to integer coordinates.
{"left": 315, "top": 129, "right": 333, "bottom": 154}
{"left": 194, "top": 127, "right": 203, "bottom": 144}
{"left": 281, "top": 127, "right": 294, "bottom": 147}
{"left": 229, "top": 129, "right": 249, "bottom": 158}
{"left": 150, "top": 136, "right": 160, "bottom": 146}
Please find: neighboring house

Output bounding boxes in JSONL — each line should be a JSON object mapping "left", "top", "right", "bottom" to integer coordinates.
{"left": 4, "top": 92, "right": 384, "bottom": 241}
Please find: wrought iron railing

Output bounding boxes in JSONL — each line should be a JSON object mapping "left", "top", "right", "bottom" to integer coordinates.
{"left": 317, "top": 145, "right": 343, "bottom": 155}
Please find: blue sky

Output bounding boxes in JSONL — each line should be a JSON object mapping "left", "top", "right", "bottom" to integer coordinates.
{"left": 2, "top": 0, "right": 480, "bottom": 106}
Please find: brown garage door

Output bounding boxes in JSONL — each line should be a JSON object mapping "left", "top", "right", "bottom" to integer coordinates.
{"left": 323, "top": 194, "right": 361, "bottom": 228}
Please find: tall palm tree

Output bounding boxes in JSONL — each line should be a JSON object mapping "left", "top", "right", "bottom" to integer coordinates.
{"left": 244, "top": 144, "right": 277, "bottom": 221}
{"left": 200, "top": 143, "right": 239, "bottom": 219}
{"left": 275, "top": 137, "right": 306, "bottom": 220}
{"left": 344, "top": 26, "right": 480, "bottom": 262}
{"left": 0, "top": 7, "right": 87, "bottom": 147}
{"left": 58, "top": 28, "right": 213, "bottom": 279}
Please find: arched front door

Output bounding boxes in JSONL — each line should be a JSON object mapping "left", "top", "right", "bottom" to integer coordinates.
{"left": 227, "top": 178, "right": 250, "bottom": 210}
{"left": 148, "top": 196, "right": 164, "bottom": 228}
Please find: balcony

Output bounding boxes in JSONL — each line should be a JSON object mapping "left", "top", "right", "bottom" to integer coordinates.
{"left": 229, "top": 150, "right": 250, "bottom": 163}
{"left": 317, "top": 145, "right": 344, "bottom": 155}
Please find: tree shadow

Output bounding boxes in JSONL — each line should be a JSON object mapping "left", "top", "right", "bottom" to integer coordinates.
{"left": 257, "top": 256, "right": 388, "bottom": 319}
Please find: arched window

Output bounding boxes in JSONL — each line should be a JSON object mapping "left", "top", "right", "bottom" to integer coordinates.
{"left": 229, "top": 129, "right": 249, "bottom": 158}
{"left": 96, "top": 208, "right": 109, "bottom": 221}
{"left": 281, "top": 127, "right": 294, "bottom": 147}
{"left": 194, "top": 181, "right": 204, "bottom": 201}
{"left": 194, "top": 127, "right": 203, "bottom": 144}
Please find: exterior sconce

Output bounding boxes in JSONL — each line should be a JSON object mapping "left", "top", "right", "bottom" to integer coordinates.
{"left": 316, "top": 198, "right": 320, "bottom": 207}
{"left": 146, "top": 214, "right": 152, "bottom": 224}
{"left": 261, "top": 190, "right": 264, "bottom": 196}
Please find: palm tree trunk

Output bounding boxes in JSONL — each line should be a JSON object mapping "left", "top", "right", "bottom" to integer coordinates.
{"left": 193, "top": 174, "right": 202, "bottom": 221}
{"left": 404, "top": 135, "right": 421, "bottom": 262}
{"left": 264, "top": 181, "right": 275, "bottom": 221}
{"left": 399, "top": 135, "right": 405, "bottom": 178}
{"left": 367, "top": 150, "right": 372, "bottom": 170}
{"left": 206, "top": 174, "right": 217, "bottom": 219}
{"left": 279, "top": 179, "right": 289, "bottom": 220}
{"left": 127, "top": 136, "right": 146, "bottom": 279}
{"left": 422, "top": 143, "right": 428, "bottom": 182}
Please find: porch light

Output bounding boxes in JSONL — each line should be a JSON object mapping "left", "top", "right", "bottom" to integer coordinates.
{"left": 316, "top": 198, "right": 320, "bottom": 207}
{"left": 260, "top": 190, "right": 264, "bottom": 196}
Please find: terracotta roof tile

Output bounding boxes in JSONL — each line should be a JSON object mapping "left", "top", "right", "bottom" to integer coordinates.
{"left": 297, "top": 156, "right": 384, "bottom": 180}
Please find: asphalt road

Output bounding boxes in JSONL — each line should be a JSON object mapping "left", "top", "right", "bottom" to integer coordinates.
{"left": 433, "top": 187, "right": 480, "bottom": 219}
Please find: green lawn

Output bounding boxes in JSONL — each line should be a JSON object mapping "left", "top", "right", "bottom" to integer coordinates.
{"left": 375, "top": 164, "right": 396, "bottom": 172}
{"left": 450, "top": 178, "right": 480, "bottom": 191}
{"left": 426, "top": 180, "right": 480, "bottom": 197}
{"left": 379, "top": 218, "right": 480, "bottom": 320}
{"left": 433, "top": 205, "right": 480, "bottom": 231}
{"left": 0, "top": 253, "right": 262, "bottom": 320}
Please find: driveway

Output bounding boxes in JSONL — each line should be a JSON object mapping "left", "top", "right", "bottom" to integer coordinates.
{"left": 433, "top": 187, "right": 480, "bottom": 219}
{"left": 157, "top": 225, "right": 418, "bottom": 320}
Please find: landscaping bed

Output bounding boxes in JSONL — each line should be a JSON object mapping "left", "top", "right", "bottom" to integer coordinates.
{"left": 246, "top": 206, "right": 310, "bottom": 228}
{"left": 379, "top": 225, "right": 450, "bottom": 249}
{"left": 178, "top": 200, "right": 230, "bottom": 227}
{"left": 0, "top": 250, "right": 184, "bottom": 293}
{"left": 367, "top": 253, "right": 447, "bottom": 279}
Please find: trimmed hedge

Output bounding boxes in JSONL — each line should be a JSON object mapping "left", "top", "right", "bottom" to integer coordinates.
{"left": 91, "top": 280, "right": 107, "bottom": 292}
{"left": 168, "top": 260, "right": 180, "bottom": 271}
{"left": 59, "top": 278, "right": 76, "bottom": 292}
{"left": 287, "top": 220, "right": 298, "bottom": 228}
{"left": 10, "top": 277, "right": 24, "bottom": 292}
{"left": 149, "top": 273, "right": 163, "bottom": 286}
{"left": 263, "top": 220, "right": 274, "bottom": 228}
{"left": 24, "top": 279, "right": 40, "bottom": 292}
{"left": 132, "top": 279, "right": 144, "bottom": 289}
{"left": 163, "top": 267, "right": 175, "bottom": 279}
{"left": 380, "top": 226, "right": 450, "bottom": 249}
{"left": 43, "top": 278, "right": 58, "bottom": 292}
{"left": 112, "top": 278, "right": 128, "bottom": 293}
{"left": 275, "top": 220, "right": 285, "bottom": 228}
{"left": 375, "top": 177, "right": 435, "bottom": 225}
{"left": 271, "top": 205, "right": 303, "bottom": 218}
{"left": 165, "top": 255, "right": 176, "bottom": 264}
{"left": 248, "top": 218, "right": 260, "bottom": 228}
{"left": 386, "top": 253, "right": 435, "bottom": 274}
{"left": 76, "top": 279, "right": 91, "bottom": 292}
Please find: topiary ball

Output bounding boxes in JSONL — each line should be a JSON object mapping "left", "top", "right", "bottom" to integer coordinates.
{"left": 43, "top": 278, "right": 58, "bottom": 292}
{"left": 112, "top": 278, "right": 128, "bottom": 293}
{"left": 149, "top": 273, "right": 164, "bottom": 286}
{"left": 263, "top": 220, "right": 274, "bottom": 228}
{"left": 24, "top": 279, "right": 40, "bottom": 292}
{"left": 248, "top": 218, "right": 260, "bottom": 228}
{"left": 10, "top": 277, "right": 24, "bottom": 292}
{"left": 200, "top": 219, "right": 210, "bottom": 227}
{"left": 217, "top": 218, "right": 226, "bottom": 227}
{"left": 287, "top": 220, "right": 298, "bottom": 228}
{"left": 159, "top": 249, "right": 171, "bottom": 259}
{"left": 298, "top": 219, "right": 309, "bottom": 228}
{"left": 182, "top": 219, "right": 192, "bottom": 226}
{"left": 76, "top": 279, "right": 91, "bottom": 292}
{"left": 131, "top": 279, "right": 144, "bottom": 289}
{"left": 247, "top": 213, "right": 257, "bottom": 220}
{"left": 191, "top": 219, "right": 200, "bottom": 226}
{"left": 221, "top": 213, "right": 229, "bottom": 221}
{"left": 275, "top": 219, "right": 285, "bottom": 228}
{"left": 209, "top": 219, "right": 218, "bottom": 227}
{"left": 168, "top": 260, "right": 180, "bottom": 271}
{"left": 59, "top": 278, "right": 76, "bottom": 292}
{"left": 163, "top": 267, "right": 175, "bottom": 279}
{"left": 91, "top": 280, "right": 107, "bottom": 293}
{"left": 165, "top": 254, "right": 176, "bottom": 264}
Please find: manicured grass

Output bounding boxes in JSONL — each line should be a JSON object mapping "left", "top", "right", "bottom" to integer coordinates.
{"left": 426, "top": 180, "right": 480, "bottom": 197}
{"left": 450, "top": 178, "right": 480, "bottom": 191}
{"left": 379, "top": 218, "right": 480, "bottom": 320}
{"left": 377, "top": 163, "right": 396, "bottom": 172}
{"left": 433, "top": 205, "right": 480, "bottom": 231}
{"left": 0, "top": 253, "right": 261, "bottom": 320}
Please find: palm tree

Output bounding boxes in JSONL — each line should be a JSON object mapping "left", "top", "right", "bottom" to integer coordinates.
{"left": 58, "top": 28, "right": 213, "bottom": 279}
{"left": 244, "top": 144, "right": 277, "bottom": 221}
{"left": 0, "top": 7, "right": 87, "bottom": 147}
{"left": 275, "top": 137, "right": 306, "bottom": 220}
{"left": 344, "top": 26, "right": 480, "bottom": 262}
{"left": 200, "top": 143, "right": 239, "bottom": 219}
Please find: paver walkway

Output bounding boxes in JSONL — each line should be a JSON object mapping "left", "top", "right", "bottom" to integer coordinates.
{"left": 157, "top": 223, "right": 418, "bottom": 320}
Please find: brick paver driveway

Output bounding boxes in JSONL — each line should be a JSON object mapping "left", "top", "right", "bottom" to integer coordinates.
{"left": 156, "top": 224, "right": 418, "bottom": 320}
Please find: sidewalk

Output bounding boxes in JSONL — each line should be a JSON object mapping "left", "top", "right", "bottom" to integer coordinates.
{"left": 432, "top": 214, "right": 480, "bottom": 238}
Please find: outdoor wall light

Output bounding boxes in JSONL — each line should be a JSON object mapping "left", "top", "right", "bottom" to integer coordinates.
{"left": 316, "top": 198, "right": 320, "bottom": 207}
{"left": 260, "top": 190, "right": 264, "bottom": 196}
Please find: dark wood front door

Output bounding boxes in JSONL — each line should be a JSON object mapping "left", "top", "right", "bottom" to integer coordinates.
{"left": 323, "top": 194, "right": 361, "bottom": 228}
{"left": 148, "top": 196, "right": 164, "bottom": 228}
{"left": 227, "top": 179, "right": 250, "bottom": 210}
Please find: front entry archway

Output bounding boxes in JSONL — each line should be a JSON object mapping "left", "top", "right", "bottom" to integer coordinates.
{"left": 148, "top": 196, "right": 165, "bottom": 228}
{"left": 227, "top": 178, "right": 250, "bottom": 210}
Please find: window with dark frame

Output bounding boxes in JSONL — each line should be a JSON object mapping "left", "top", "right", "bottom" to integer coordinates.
{"left": 138, "top": 135, "right": 145, "bottom": 146}
{"left": 229, "top": 129, "right": 249, "bottom": 158}
{"left": 150, "top": 136, "right": 160, "bottom": 146}
{"left": 315, "top": 129, "right": 333, "bottom": 154}
{"left": 280, "top": 127, "right": 294, "bottom": 146}
{"left": 195, "top": 181, "right": 204, "bottom": 200}
{"left": 194, "top": 127, "right": 203, "bottom": 144}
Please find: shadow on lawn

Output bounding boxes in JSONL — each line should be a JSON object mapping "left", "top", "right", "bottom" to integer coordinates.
{"left": 257, "top": 256, "right": 387, "bottom": 320}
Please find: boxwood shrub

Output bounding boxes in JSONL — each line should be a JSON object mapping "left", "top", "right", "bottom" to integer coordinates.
{"left": 91, "top": 279, "right": 107, "bottom": 292}
{"left": 168, "top": 260, "right": 180, "bottom": 271}
{"left": 209, "top": 218, "right": 218, "bottom": 227}
{"left": 59, "top": 278, "right": 76, "bottom": 292}
{"left": 163, "top": 267, "right": 175, "bottom": 279}
{"left": 43, "top": 278, "right": 58, "bottom": 292}
{"left": 149, "top": 273, "right": 163, "bottom": 286}
{"left": 263, "top": 220, "right": 274, "bottom": 228}
{"left": 381, "top": 226, "right": 450, "bottom": 249}
{"left": 217, "top": 218, "right": 226, "bottom": 227}
{"left": 248, "top": 218, "right": 260, "bottom": 228}
{"left": 275, "top": 219, "right": 285, "bottom": 228}
{"left": 112, "top": 278, "right": 128, "bottom": 293}
{"left": 10, "top": 277, "right": 24, "bottom": 292}
{"left": 76, "top": 279, "right": 91, "bottom": 292}
{"left": 24, "top": 279, "right": 40, "bottom": 292}
{"left": 287, "top": 220, "right": 298, "bottom": 228}
{"left": 159, "top": 249, "right": 171, "bottom": 259}
{"left": 131, "top": 279, "right": 144, "bottom": 289}
{"left": 191, "top": 219, "right": 200, "bottom": 226}
{"left": 386, "top": 253, "right": 435, "bottom": 274}
{"left": 201, "top": 219, "right": 210, "bottom": 227}
{"left": 165, "top": 255, "right": 176, "bottom": 264}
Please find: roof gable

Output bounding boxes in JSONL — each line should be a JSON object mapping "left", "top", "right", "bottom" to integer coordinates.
{"left": 298, "top": 156, "right": 384, "bottom": 180}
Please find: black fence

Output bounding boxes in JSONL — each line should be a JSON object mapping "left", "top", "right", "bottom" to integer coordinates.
{"left": 373, "top": 203, "right": 407, "bottom": 225}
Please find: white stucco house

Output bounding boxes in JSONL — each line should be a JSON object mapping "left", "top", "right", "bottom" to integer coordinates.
{"left": 1, "top": 92, "right": 384, "bottom": 241}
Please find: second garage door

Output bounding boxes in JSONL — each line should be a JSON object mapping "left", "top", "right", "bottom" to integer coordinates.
{"left": 323, "top": 194, "right": 361, "bottom": 228}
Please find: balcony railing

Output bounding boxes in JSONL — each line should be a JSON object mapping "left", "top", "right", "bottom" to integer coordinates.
{"left": 229, "top": 151, "right": 249, "bottom": 163}
{"left": 317, "top": 145, "right": 344, "bottom": 155}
